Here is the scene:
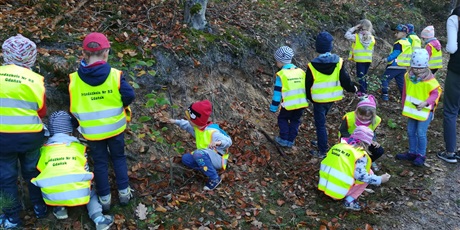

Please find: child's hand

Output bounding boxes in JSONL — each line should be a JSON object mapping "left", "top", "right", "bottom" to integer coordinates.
{"left": 208, "top": 140, "right": 222, "bottom": 149}
{"left": 416, "top": 101, "right": 428, "bottom": 111}
{"left": 381, "top": 173, "right": 391, "bottom": 183}
{"left": 371, "top": 141, "right": 380, "bottom": 148}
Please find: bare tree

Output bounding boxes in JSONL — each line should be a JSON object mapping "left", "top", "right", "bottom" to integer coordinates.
{"left": 184, "top": 0, "right": 208, "bottom": 30}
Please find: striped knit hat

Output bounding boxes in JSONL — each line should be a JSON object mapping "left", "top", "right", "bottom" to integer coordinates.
{"left": 49, "top": 111, "right": 73, "bottom": 136}
{"left": 274, "top": 46, "right": 294, "bottom": 64}
{"left": 2, "top": 34, "right": 37, "bottom": 68}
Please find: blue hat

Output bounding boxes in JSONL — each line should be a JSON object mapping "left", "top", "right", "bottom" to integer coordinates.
{"left": 49, "top": 110, "right": 73, "bottom": 136}
{"left": 406, "top": 24, "right": 415, "bottom": 33}
{"left": 315, "top": 31, "right": 333, "bottom": 53}
{"left": 274, "top": 46, "right": 294, "bottom": 64}
{"left": 393, "top": 24, "right": 408, "bottom": 33}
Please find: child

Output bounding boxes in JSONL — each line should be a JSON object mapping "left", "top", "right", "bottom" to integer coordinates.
{"left": 0, "top": 34, "right": 48, "bottom": 229}
{"left": 318, "top": 126, "right": 391, "bottom": 211}
{"left": 380, "top": 24, "right": 413, "bottom": 101}
{"left": 338, "top": 94, "right": 384, "bottom": 169}
{"left": 31, "top": 111, "right": 114, "bottom": 230}
{"left": 345, "top": 19, "right": 376, "bottom": 95}
{"left": 270, "top": 46, "right": 309, "bottom": 147}
{"left": 68, "top": 32, "right": 136, "bottom": 211}
{"left": 306, "top": 31, "right": 358, "bottom": 158}
{"left": 406, "top": 24, "right": 422, "bottom": 49}
{"left": 395, "top": 49, "right": 441, "bottom": 166}
{"left": 420, "top": 26, "right": 443, "bottom": 74}
{"left": 168, "top": 100, "right": 232, "bottom": 190}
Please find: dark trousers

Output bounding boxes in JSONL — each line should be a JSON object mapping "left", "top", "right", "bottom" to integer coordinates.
{"left": 313, "top": 102, "right": 334, "bottom": 153}
{"left": 381, "top": 68, "right": 405, "bottom": 95}
{"left": 443, "top": 70, "right": 460, "bottom": 153}
{"left": 278, "top": 108, "right": 305, "bottom": 142}
{"left": 356, "top": 62, "right": 371, "bottom": 93}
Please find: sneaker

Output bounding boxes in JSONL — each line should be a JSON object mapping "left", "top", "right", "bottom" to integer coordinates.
{"left": 98, "top": 194, "right": 112, "bottom": 212}
{"left": 286, "top": 140, "right": 294, "bottom": 148}
{"left": 310, "top": 140, "right": 318, "bottom": 147}
{"left": 381, "top": 94, "right": 389, "bottom": 101}
{"left": 395, "top": 152, "right": 417, "bottom": 161}
{"left": 343, "top": 200, "right": 362, "bottom": 211}
{"left": 203, "top": 177, "right": 222, "bottom": 191}
{"left": 95, "top": 215, "right": 114, "bottom": 230}
{"left": 455, "top": 152, "right": 460, "bottom": 160}
{"left": 34, "top": 204, "right": 48, "bottom": 219}
{"left": 371, "top": 162, "right": 380, "bottom": 171}
{"left": 0, "top": 214, "right": 20, "bottom": 229}
{"left": 53, "top": 207, "right": 68, "bottom": 220}
{"left": 118, "top": 187, "right": 134, "bottom": 206}
{"left": 310, "top": 150, "right": 326, "bottom": 158}
{"left": 275, "top": 136, "right": 289, "bottom": 147}
{"left": 437, "top": 151, "right": 457, "bottom": 163}
{"left": 413, "top": 155, "right": 426, "bottom": 166}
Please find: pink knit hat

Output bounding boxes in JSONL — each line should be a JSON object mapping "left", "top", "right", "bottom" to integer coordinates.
{"left": 421, "top": 26, "right": 435, "bottom": 39}
{"left": 349, "top": 126, "right": 374, "bottom": 145}
{"left": 357, "top": 94, "right": 376, "bottom": 109}
{"left": 2, "top": 34, "right": 37, "bottom": 69}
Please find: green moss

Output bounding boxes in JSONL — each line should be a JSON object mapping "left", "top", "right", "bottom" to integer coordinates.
{"left": 190, "top": 3, "right": 202, "bottom": 15}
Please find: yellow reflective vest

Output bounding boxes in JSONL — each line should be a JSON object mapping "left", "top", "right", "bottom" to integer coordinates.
{"left": 69, "top": 68, "right": 127, "bottom": 140}
{"left": 277, "top": 68, "right": 309, "bottom": 110}
{"left": 402, "top": 73, "right": 441, "bottom": 121}
{"left": 341, "top": 112, "right": 381, "bottom": 138}
{"left": 31, "top": 142, "right": 93, "bottom": 206}
{"left": 309, "top": 58, "right": 344, "bottom": 103}
{"left": 193, "top": 125, "right": 230, "bottom": 170}
{"left": 390, "top": 39, "right": 412, "bottom": 67}
{"left": 0, "top": 64, "right": 45, "bottom": 133}
{"left": 408, "top": 34, "right": 422, "bottom": 49}
{"left": 426, "top": 43, "right": 443, "bottom": 69}
{"left": 348, "top": 34, "right": 375, "bottom": 63}
{"left": 318, "top": 143, "right": 371, "bottom": 199}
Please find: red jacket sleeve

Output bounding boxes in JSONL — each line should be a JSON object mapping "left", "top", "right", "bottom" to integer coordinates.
{"left": 37, "top": 94, "right": 47, "bottom": 118}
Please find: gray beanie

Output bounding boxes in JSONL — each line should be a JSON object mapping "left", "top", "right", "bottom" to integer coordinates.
{"left": 49, "top": 111, "right": 73, "bottom": 136}
{"left": 274, "top": 46, "right": 294, "bottom": 64}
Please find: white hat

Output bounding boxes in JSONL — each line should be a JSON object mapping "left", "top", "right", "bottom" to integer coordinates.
{"left": 410, "top": 49, "right": 429, "bottom": 68}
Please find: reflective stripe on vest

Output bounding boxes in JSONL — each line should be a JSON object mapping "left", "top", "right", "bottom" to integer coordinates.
{"left": 31, "top": 142, "right": 92, "bottom": 206}
{"left": 391, "top": 39, "right": 412, "bottom": 66}
{"left": 318, "top": 143, "right": 371, "bottom": 199}
{"left": 0, "top": 65, "right": 45, "bottom": 133}
{"left": 69, "top": 68, "right": 126, "bottom": 140}
{"left": 193, "top": 126, "right": 229, "bottom": 170}
{"left": 427, "top": 43, "right": 443, "bottom": 69}
{"left": 343, "top": 112, "right": 381, "bottom": 137}
{"left": 278, "top": 68, "right": 309, "bottom": 110}
{"left": 348, "top": 34, "right": 375, "bottom": 63}
{"left": 408, "top": 34, "right": 422, "bottom": 49}
{"left": 309, "top": 58, "right": 344, "bottom": 103}
{"left": 402, "top": 74, "right": 441, "bottom": 121}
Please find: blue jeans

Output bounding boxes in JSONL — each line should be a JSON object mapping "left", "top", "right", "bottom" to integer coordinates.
{"left": 88, "top": 133, "right": 129, "bottom": 197}
{"left": 407, "top": 112, "right": 433, "bottom": 156}
{"left": 356, "top": 62, "right": 371, "bottom": 93}
{"left": 0, "top": 148, "right": 45, "bottom": 220}
{"left": 443, "top": 70, "right": 460, "bottom": 153}
{"left": 182, "top": 150, "right": 219, "bottom": 180}
{"left": 278, "top": 108, "right": 305, "bottom": 142}
{"left": 313, "top": 102, "right": 334, "bottom": 153}
{"left": 381, "top": 68, "right": 405, "bottom": 95}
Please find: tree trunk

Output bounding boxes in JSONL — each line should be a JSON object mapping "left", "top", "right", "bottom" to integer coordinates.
{"left": 184, "top": 0, "right": 208, "bottom": 30}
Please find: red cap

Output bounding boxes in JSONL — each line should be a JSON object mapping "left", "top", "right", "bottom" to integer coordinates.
{"left": 83, "top": 32, "right": 110, "bottom": 52}
{"left": 187, "top": 100, "right": 212, "bottom": 127}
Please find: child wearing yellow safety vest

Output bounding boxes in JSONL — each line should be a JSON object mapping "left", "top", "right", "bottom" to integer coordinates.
{"left": 31, "top": 111, "right": 114, "bottom": 230}
{"left": 168, "top": 100, "right": 232, "bottom": 191}
{"left": 380, "top": 24, "right": 413, "bottom": 101}
{"left": 338, "top": 94, "right": 384, "bottom": 171}
{"left": 270, "top": 46, "right": 308, "bottom": 148}
{"left": 68, "top": 32, "right": 135, "bottom": 211}
{"left": 420, "top": 26, "right": 443, "bottom": 74}
{"left": 406, "top": 24, "right": 422, "bottom": 49}
{"left": 395, "top": 49, "right": 441, "bottom": 166}
{"left": 345, "top": 19, "right": 375, "bottom": 95}
{"left": 318, "top": 126, "right": 391, "bottom": 211}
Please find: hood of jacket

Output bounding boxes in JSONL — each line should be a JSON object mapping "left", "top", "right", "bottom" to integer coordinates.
{"left": 311, "top": 53, "right": 341, "bottom": 75}
{"left": 77, "top": 60, "right": 111, "bottom": 86}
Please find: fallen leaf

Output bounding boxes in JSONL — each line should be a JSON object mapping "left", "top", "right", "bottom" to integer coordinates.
{"left": 136, "top": 203, "right": 148, "bottom": 220}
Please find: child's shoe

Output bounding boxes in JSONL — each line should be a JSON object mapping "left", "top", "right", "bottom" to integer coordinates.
{"left": 274, "top": 136, "right": 289, "bottom": 147}
{"left": 437, "top": 151, "right": 458, "bottom": 163}
{"left": 98, "top": 194, "right": 112, "bottom": 212}
{"left": 309, "top": 150, "right": 326, "bottom": 158}
{"left": 381, "top": 94, "right": 389, "bottom": 101}
{"left": 34, "top": 204, "right": 48, "bottom": 219}
{"left": 119, "top": 187, "right": 134, "bottom": 206}
{"left": 0, "top": 214, "right": 20, "bottom": 229}
{"left": 343, "top": 200, "right": 362, "bottom": 211}
{"left": 412, "top": 155, "right": 426, "bottom": 166}
{"left": 286, "top": 140, "right": 294, "bottom": 148}
{"left": 204, "top": 177, "right": 222, "bottom": 191}
{"left": 94, "top": 215, "right": 114, "bottom": 230}
{"left": 371, "top": 162, "right": 380, "bottom": 171}
{"left": 53, "top": 206, "right": 68, "bottom": 220}
{"left": 395, "top": 152, "right": 417, "bottom": 161}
